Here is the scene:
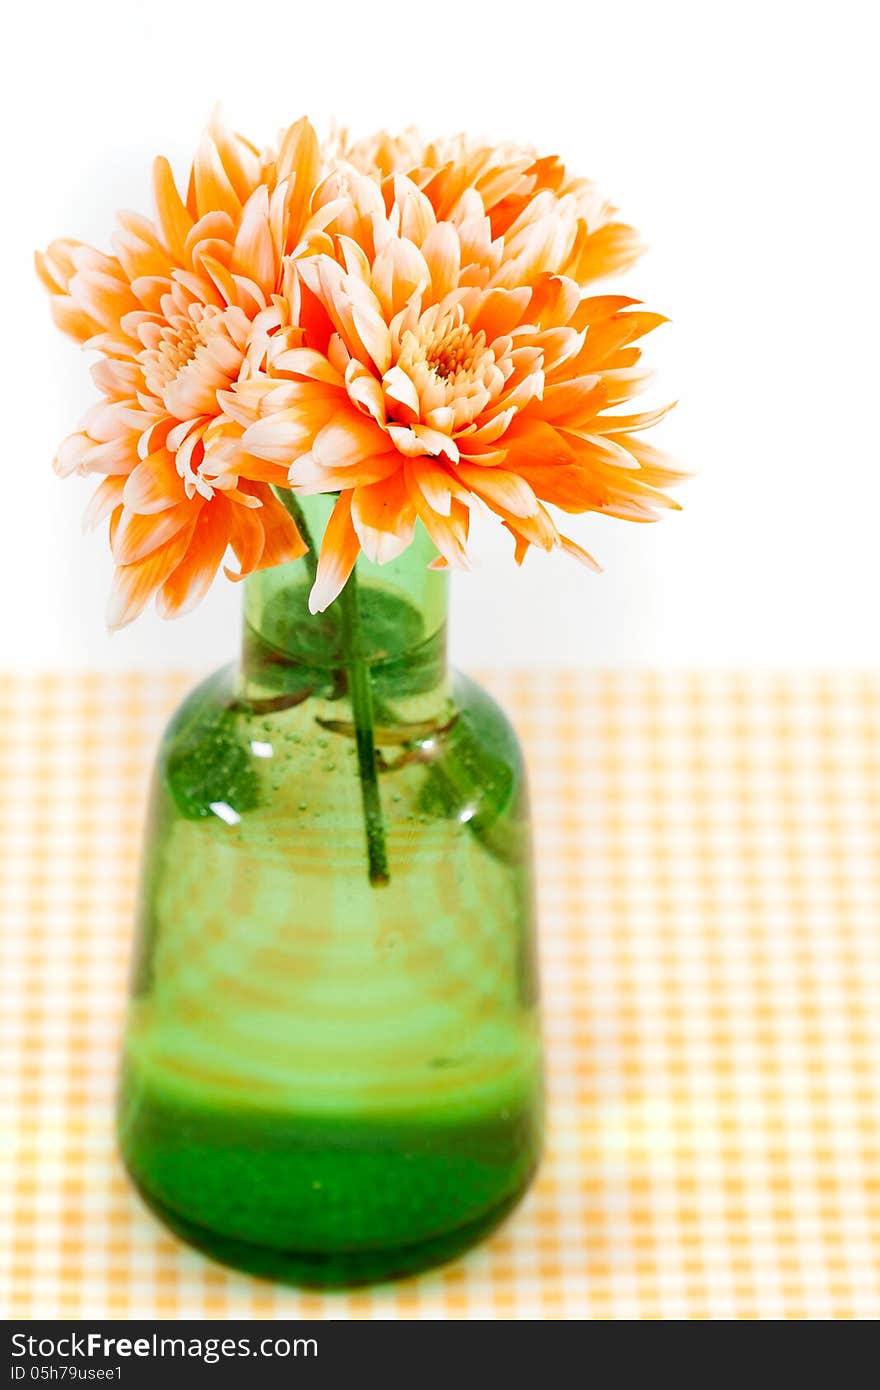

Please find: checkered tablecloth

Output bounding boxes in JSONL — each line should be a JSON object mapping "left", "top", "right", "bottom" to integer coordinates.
{"left": 2, "top": 670, "right": 879, "bottom": 1319}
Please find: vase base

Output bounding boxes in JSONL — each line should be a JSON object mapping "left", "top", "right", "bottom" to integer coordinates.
{"left": 126, "top": 1166, "right": 537, "bottom": 1288}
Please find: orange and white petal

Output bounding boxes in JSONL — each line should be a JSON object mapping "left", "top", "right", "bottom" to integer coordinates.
{"left": 292, "top": 448, "right": 400, "bottom": 494}
{"left": 421, "top": 223, "right": 461, "bottom": 304}
{"left": 111, "top": 501, "right": 195, "bottom": 565}
{"left": 35, "top": 239, "right": 81, "bottom": 295}
{"left": 350, "top": 471, "right": 417, "bottom": 564}
{"left": 82, "top": 475, "right": 127, "bottom": 531}
{"left": 528, "top": 274, "right": 581, "bottom": 329}
{"left": 223, "top": 497, "right": 266, "bottom": 579}
{"left": 55, "top": 432, "right": 93, "bottom": 478}
{"left": 59, "top": 430, "right": 140, "bottom": 478}
{"left": 371, "top": 236, "right": 430, "bottom": 320}
{"left": 504, "top": 524, "right": 531, "bottom": 566}
{"left": 207, "top": 112, "right": 261, "bottom": 206}
{"left": 247, "top": 487, "right": 308, "bottom": 572}
{"left": 106, "top": 518, "right": 197, "bottom": 631}
{"left": 455, "top": 463, "right": 540, "bottom": 519}
{"left": 565, "top": 220, "right": 644, "bottom": 283}
{"left": 152, "top": 156, "right": 195, "bottom": 262}
{"left": 534, "top": 374, "right": 604, "bottom": 425}
{"left": 499, "top": 503, "right": 559, "bottom": 553}
{"left": 572, "top": 294, "right": 640, "bottom": 330}
{"left": 405, "top": 466, "right": 471, "bottom": 567}
{"left": 559, "top": 532, "right": 602, "bottom": 571}
{"left": 405, "top": 457, "right": 461, "bottom": 516}
{"left": 345, "top": 359, "right": 387, "bottom": 424}
{"left": 393, "top": 176, "right": 437, "bottom": 245}
{"left": 122, "top": 451, "right": 185, "bottom": 513}
{"left": 275, "top": 118, "right": 322, "bottom": 247}
{"left": 610, "top": 433, "right": 690, "bottom": 486}
{"left": 156, "top": 497, "right": 232, "bottom": 618}
{"left": 113, "top": 216, "right": 171, "bottom": 284}
{"left": 381, "top": 365, "right": 420, "bottom": 423}
{"left": 309, "top": 491, "right": 361, "bottom": 614}
{"left": 243, "top": 394, "right": 340, "bottom": 465}
{"left": 68, "top": 267, "right": 139, "bottom": 332}
{"left": 91, "top": 357, "right": 143, "bottom": 399}
{"left": 270, "top": 346, "right": 345, "bottom": 386}
{"left": 191, "top": 132, "right": 242, "bottom": 222}
{"left": 310, "top": 410, "right": 390, "bottom": 470}
{"left": 593, "top": 402, "right": 677, "bottom": 435}
{"left": 469, "top": 286, "right": 531, "bottom": 341}
{"left": 232, "top": 185, "right": 276, "bottom": 291}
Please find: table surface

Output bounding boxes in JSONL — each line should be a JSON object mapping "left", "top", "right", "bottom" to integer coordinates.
{"left": 2, "top": 669, "right": 879, "bottom": 1319}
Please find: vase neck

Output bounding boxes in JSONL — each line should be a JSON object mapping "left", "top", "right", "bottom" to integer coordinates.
{"left": 242, "top": 495, "right": 449, "bottom": 696}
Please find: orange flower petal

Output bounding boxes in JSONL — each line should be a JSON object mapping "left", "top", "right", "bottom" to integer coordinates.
{"left": 152, "top": 156, "right": 195, "bottom": 262}
{"left": 275, "top": 118, "right": 321, "bottom": 247}
{"left": 208, "top": 113, "right": 261, "bottom": 205}
{"left": 46, "top": 294, "right": 102, "bottom": 343}
{"left": 82, "top": 476, "right": 127, "bottom": 531}
{"left": 106, "top": 519, "right": 197, "bottom": 630}
{"left": 421, "top": 223, "right": 460, "bottom": 303}
{"left": 192, "top": 132, "right": 242, "bottom": 222}
{"left": 243, "top": 397, "right": 340, "bottom": 466}
{"left": 157, "top": 497, "right": 231, "bottom": 618}
{"left": 112, "top": 501, "right": 195, "bottom": 565}
{"left": 292, "top": 449, "right": 400, "bottom": 494}
{"left": 310, "top": 411, "right": 389, "bottom": 470}
{"left": 404, "top": 468, "right": 471, "bottom": 568}
{"left": 566, "top": 220, "right": 644, "bottom": 283}
{"left": 455, "top": 463, "right": 540, "bottom": 519}
{"left": 232, "top": 186, "right": 275, "bottom": 291}
{"left": 223, "top": 498, "right": 265, "bottom": 579}
{"left": 309, "top": 492, "right": 361, "bottom": 613}
{"left": 559, "top": 533, "right": 602, "bottom": 572}
{"left": 351, "top": 471, "right": 416, "bottom": 564}
{"left": 122, "top": 452, "right": 185, "bottom": 513}
{"left": 249, "top": 487, "right": 308, "bottom": 572}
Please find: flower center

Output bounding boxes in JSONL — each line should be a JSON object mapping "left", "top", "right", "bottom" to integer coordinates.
{"left": 424, "top": 324, "right": 482, "bottom": 382}
{"left": 145, "top": 318, "right": 202, "bottom": 395}
{"left": 141, "top": 304, "right": 248, "bottom": 423}
{"left": 389, "top": 304, "right": 509, "bottom": 433}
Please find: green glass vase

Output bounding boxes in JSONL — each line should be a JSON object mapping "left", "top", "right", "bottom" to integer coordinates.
{"left": 118, "top": 497, "right": 543, "bottom": 1286}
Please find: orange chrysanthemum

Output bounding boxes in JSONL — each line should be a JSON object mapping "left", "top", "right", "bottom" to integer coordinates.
{"left": 213, "top": 156, "right": 681, "bottom": 612}
{"left": 341, "top": 127, "right": 643, "bottom": 284}
{"left": 41, "top": 117, "right": 681, "bottom": 626}
{"left": 37, "top": 116, "right": 327, "bottom": 627}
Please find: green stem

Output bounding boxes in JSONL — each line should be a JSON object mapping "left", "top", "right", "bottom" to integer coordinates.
{"left": 275, "top": 488, "right": 388, "bottom": 884}
{"left": 273, "top": 486, "right": 318, "bottom": 585}
{"left": 338, "top": 567, "right": 389, "bottom": 887}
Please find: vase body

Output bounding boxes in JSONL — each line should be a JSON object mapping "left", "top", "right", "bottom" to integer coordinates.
{"left": 118, "top": 506, "right": 543, "bottom": 1285}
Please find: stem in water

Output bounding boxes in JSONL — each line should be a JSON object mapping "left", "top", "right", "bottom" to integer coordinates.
{"left": 276, "top": 488, "right": 388, "bottom": 884}
{"left": 338, "top": 567, "right": 389, "bottom": 887}
{"left": 273, "top": 487, "right": 318, "bottom": 585}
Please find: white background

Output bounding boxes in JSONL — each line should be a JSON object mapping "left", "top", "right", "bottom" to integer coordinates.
{"left": 3, "top": 0, "right": 878, "bottom": 671}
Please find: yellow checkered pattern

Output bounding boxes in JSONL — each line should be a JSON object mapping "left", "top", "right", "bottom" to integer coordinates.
{"left": 2, "top": 670, "right": 879, "bottom": 1319}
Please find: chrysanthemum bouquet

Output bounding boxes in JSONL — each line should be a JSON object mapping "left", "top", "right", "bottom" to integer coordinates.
{"left": 41, "top": 116, "right": 684, "bottom": 1277}
{"left": 39, "top": 114, "right": 681, "bottom": 882}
